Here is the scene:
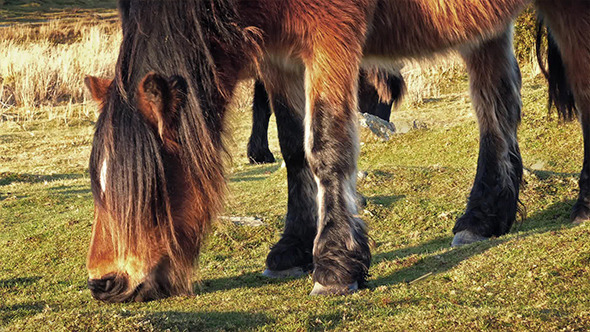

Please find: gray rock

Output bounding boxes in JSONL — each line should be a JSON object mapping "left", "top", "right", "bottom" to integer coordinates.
{"left": 219, "top": 216, "right": 265, "bottom": 227}
{"left": 357, "top": 170, "right": 368, "bottom": 180}
{"left": 359, "top": 113, "right": 396, "bottom": 141}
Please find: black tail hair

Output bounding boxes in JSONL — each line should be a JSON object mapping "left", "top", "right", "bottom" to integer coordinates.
{"left": 536, "top": 18, "right": 577, "bottom": 121}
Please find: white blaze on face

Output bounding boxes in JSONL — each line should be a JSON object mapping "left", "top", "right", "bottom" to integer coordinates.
{"left": 100, "top": 159, "right": 108, "bottom": 193}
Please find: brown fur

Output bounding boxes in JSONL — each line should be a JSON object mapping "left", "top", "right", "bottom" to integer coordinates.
{"left": 85, "top": 76, "right": 112, "bottom": 107}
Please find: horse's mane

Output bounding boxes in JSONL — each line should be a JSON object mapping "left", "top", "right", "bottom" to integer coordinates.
{"left": 90, "top": 0, "right": 254, "bottom": 293}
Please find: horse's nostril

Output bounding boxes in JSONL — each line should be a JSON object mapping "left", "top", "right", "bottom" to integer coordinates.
{"left": 87, "top": 274, "right": 117, "bottom": 293}
{"left": 104, "top": 278, "right": 115, "bottom": 293}
{"left": 88, "top": 278, "right": 104, "bottom": 292}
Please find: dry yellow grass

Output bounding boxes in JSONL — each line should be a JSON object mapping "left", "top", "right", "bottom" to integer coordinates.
{"left": 0, "top": 19, "right": 120, "bottom": 121}
{"left": 401, "top": 56, "right": 466, "bottom": 106}
{"left": 0, "top": 16, "right": 539, "bottom": 123}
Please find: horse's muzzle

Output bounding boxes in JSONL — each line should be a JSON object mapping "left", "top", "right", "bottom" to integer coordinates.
{"left": 88, "top": 274, "right": 132, "bottom": 302}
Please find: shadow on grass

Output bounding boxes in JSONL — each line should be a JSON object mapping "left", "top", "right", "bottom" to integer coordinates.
{"left": 0, "top": 276, "right": 42, "bottom": 288}
{"left": 144, "top": 310, "right": 273, "bottom": 331}
{"left": 0, "top": 302, "right": 46, "bottom": 326}
{"left": 373, "top": 236, "right": 454, "bottom": 265}
{"left": 230, "top": 164, "right": 282, "bottom": 183}
{"left": 195, "top": 271, "right": 298, "bottom": 295}
{"left": 307, "top": 311, "right": 348, "bottom": 331}
{"left": 367, "top": 194, "right": 405, "bottom": 208}
{"left": 49, "top": 185, "right": 90, "bottom": 196}
{"left": 0, "top": 172, "right": 84, "bottom": 186}
{"left": 370, "top": 199, "right": 576, "bottom": 288}
{"left": 527, "top": 168, "right": 578, "bottom": 180}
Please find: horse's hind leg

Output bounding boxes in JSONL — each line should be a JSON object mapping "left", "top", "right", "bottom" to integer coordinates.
{"left": 247, "top": 80, "right": 275, "bottom": 164}
{"left": 536, "top": 2, "right": 590, "bottom": 224}
{"left": 452, "top": 28, "right": 523, "bottom": 246}
{"left": 261, "top": 66, "right": 317, "bottom": 278}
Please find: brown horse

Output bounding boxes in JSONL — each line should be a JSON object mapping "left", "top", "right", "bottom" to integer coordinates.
{"left": 85, "top": 0, "right": 590, "bottom": 302}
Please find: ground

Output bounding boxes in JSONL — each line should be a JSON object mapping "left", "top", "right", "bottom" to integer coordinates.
{"left": 1, "top": 2, "right": 590, "bottom": 331}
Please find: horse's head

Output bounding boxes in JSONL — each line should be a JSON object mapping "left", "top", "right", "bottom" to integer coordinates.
{"left": 84, "top": 73, "right": 209, "bottom": 302}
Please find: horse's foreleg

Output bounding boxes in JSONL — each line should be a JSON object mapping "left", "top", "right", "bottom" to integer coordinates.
{"left": 247, "top": 80, "right": 275, "bottom": 164}
{"left": 537, "top": 3, "right": 590, "bottom": 224}
{"left": 304, "top": 54, "right": 371, "bottom": 295}
{"left": 453, "top": 28, "right": 523, "bottom": 246}
{"left": 261, "top": 67, "right": 317, "bottom": 278}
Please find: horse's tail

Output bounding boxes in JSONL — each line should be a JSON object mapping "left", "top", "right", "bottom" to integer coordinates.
{"left": 536, "top": 18, "right": 577, "bottom": 120}
{"left": 374, "top": 69, "right": 406, "bottom": 108}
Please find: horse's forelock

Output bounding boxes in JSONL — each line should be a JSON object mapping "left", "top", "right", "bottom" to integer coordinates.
{"left": 90, "top": 97, "right": 178, "bottom": 265}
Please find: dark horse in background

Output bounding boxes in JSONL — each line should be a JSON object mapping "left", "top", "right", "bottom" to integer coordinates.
{"left": 247, "top": 69, "right": 405, "bottom": 164}
{"left": 84, "top": 0, "right": 589, "bottom": 302}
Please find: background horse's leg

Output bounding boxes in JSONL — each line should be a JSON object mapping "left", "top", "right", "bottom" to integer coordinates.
{"left": 247, "top": 80, "right": 275, "bottom": 164}
{"left": 261, "top": 67, "right": 318, "bottom": 278}
{"left": 537, "top": 2, "right": 590, "bottom": 224}
{"left": 453, "top": 28, "right": 523, "bottom": 246}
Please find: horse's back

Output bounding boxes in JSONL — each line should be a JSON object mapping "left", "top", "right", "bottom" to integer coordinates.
{"left": 364, "top": 0, "right": 528, "bottom": 58}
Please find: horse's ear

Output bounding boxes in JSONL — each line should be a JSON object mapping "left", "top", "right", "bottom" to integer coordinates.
{"left": 137, "top": 72, "right": 187, "bottom": 153}
{"left": 84, "top": 76, "right": 112, "bottom": 105}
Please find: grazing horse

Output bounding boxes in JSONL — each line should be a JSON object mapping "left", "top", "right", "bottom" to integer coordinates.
{"left": 247, "top": 68, "right": 406, "bottom": 164}
{"left": 84, "top": 0, "right": 590, "bottom": 302}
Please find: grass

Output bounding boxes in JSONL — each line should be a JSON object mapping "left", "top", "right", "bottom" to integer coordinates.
{"left": 2, "top": 5, "right": 590, "bottom": 331}
{"left": 2, "top": 72, "right": 590, "bottom": 331}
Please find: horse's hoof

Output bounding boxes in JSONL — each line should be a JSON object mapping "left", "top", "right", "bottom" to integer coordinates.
{"left": 451, "top": 230, "right": 488, "bottom": 247}
{"left": 262, "top": 267, "right": 307, "bottom": 278}
{"left": 309, "top": 282, "right": 358, "bottom": 296}
{"left": 247, "top": 149, "right": 275, "bottom": 164}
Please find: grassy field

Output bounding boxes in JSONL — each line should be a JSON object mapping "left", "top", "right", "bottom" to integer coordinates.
{"left": 2, "top": 4, "right": 590, "bottom": 332}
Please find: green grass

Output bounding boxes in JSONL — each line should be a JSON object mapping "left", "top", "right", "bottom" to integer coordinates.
{"left": 2, "top": 68, "right": 590, "bottom": 331}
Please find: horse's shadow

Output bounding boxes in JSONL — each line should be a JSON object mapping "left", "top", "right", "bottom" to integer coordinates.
{"left": 0, "top": 172, "right": 84, "bottom": 186}
{"left": 367, "top": 194, "right": 405, "bottom": 208}
{"left": 142, "top": 310, "right": 273, "bottom": 331}
{"left": 194, "top": 271, "right": 300, "bottom": 295}
{"left": 0, "top": 276, "right": 42, "bottom": 289}
{"left": 370, "top": 199, "right": 576, "bottom": 287}
{"left": 0, "top": 172, "right": 89, "bottom": 201}
{"left": 230, "top": 163, "right": 282, "bottom": 183}
{"left": 0, "top": 302, "right": 47, "bottom": 326}
{"left": 0, "top": 277, "right": 45, "bottom": 325}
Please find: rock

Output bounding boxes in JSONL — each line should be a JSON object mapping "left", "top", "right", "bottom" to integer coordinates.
{"left": 531, "top": 161, "right": 545, "bottom": 170}
{"left": 357, "top": 170, "right": 368, "bottom": 180}
{"left": 359, "top": 113, "right": 396, "bottom": 141}
{"left": 219, "top": 216, "right": 265, "bottom": 227}
{"left": 395, "top": 122, "right": 412, "bottom": 134}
